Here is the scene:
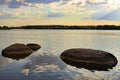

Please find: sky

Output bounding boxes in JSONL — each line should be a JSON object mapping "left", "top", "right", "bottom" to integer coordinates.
{"left": 0, "top": 0, "right": 120, "bottom": 26}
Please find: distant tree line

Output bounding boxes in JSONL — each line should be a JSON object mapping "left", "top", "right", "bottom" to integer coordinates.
{"left": 0, "top": 26, "right": 11, "bottom": 30}
{"left": 1, "top": 25, "right": 120, "bottom": 30}
{"left": 20, "top": 25, "right": 120, "bottom": 30}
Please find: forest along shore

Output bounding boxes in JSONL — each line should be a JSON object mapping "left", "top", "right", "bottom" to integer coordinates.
{"left": 1, "top": 25, "right": 120, "bottom": 30}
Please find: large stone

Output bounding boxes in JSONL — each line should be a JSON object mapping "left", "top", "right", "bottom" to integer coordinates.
{"left": 26, "top": 43, "right": 41, "bottom": 51}
{"left": 2, "top": 43, "right": 33, "bottom": 60}
{"left": 60, "top": 48, "right": 118, "bottom": 71}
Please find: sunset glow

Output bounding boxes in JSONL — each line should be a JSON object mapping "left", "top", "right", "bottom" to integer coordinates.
{"left": 0, "top": 0, "right": 120, "bottom": 26}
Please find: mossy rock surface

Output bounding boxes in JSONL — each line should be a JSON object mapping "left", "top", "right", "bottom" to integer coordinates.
{"left": 60, "top": 48, "right": 118, "bottom": 71}
{"left": 2, "top": 43, "right": 33, "bottom": 59}
{"left": 26, "top": 43, "right": 41, "bottom": 51}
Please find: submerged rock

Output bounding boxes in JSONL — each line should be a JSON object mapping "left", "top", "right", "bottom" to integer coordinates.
{"left": 60, "top": 48, "right": 118, "bottom": 71}
{"left": 2, "top": 43, "right": 33, "bottom": 60}
{"left": 26, "top": 43, "right": 41, "bottom": 51}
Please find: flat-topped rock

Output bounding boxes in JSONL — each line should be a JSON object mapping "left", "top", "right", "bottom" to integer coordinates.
{"left": 60, "top": 48, "right": 118, "bottom": 71}
{"left": 2, "top": 43, "right": 33, "bottom": 59}
{"left": 26, "top": 43, "right": 41, "bottom": 51}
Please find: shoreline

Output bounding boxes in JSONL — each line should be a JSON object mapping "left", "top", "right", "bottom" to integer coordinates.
{"left": 1, "top": 25, "right": 120, "bottom": 30}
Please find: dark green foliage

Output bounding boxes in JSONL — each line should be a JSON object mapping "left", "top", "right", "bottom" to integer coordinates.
{"left": 1, "top": 25, "right": 120, "bottom": 30}
{"left": 20, "top": 25, "right": 120, "bottom": 30}
{"left": 0, "top": 25, "right": 11, "bottom": 30}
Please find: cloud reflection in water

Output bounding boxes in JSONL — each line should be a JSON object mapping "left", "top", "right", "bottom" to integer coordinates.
{"left": 0, "top": 54, "right": 14, "bottom": 69}
{"left": 20, "top": 50, "right": 120, "bottom": 80}
{"left": 21, "top": 52, "right": 67, "bottom": 74}
{"left": 20, "top": 51, "right": 92, "bottom": 80}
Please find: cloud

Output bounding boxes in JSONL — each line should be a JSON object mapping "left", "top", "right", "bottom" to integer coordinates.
{"left": 0, "top": 0, "right": 120, "bottom": 21}
{"left": 0, "top": 0, "right": 11, "bottom": 5}
{"left": 8, "top": 0, "right": 22, "bottom": 8}
{"left": 0, "top": 13, "right": 16, "bottom": 19}
{"left": 93, "top": 9, "right": 120, "bottom": 20}
{"left": 0, "top": 0, "right": 120, "bottom": 10}
{"left": 0, "top": 8, "right": 35, "bottom": 19}
{"left": 0, "top": 0, "right": 6, "bottom": 4}
{"left": 25, "top": 0, "right": 60, "bottom": 4}
{"left": 87, "top": 0, "right": 107, "bottom": 4}
{"left": 91, "top": 5, "right": 120, "bottom": 20}
{"left": 47, "top": 12, "right": 64, "bottom": 17}
{"left": 0, "top": 0, "right": 61, "bottom": 8}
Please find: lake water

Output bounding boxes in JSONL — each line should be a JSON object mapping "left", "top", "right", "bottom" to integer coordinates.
{"left": 0, "top": 30, "right": 120, "bottom": 80}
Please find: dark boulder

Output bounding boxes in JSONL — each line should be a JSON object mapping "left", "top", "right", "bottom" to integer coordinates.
{"left": 26, "top": 43, "right": 41, "bottom": 51}
{"left": 2, "top": 43, "right": 33, "bottom": 60}
{"left": 60, "top": 48, "right": 118, "bottom": 71}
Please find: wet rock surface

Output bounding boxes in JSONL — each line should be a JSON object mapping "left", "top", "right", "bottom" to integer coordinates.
{"left": 26, "top": 43, "right": 41, "bottom": 51}
{"left": 2, "top": 43, "right": 33, "bottom": 60}
{"left": 60, "top": 48, "right": 118, "bottom": 71}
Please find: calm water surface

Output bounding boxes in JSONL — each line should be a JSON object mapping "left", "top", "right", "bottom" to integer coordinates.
{"left": 0, "top": 30, "right": 120, "bottom": 80}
